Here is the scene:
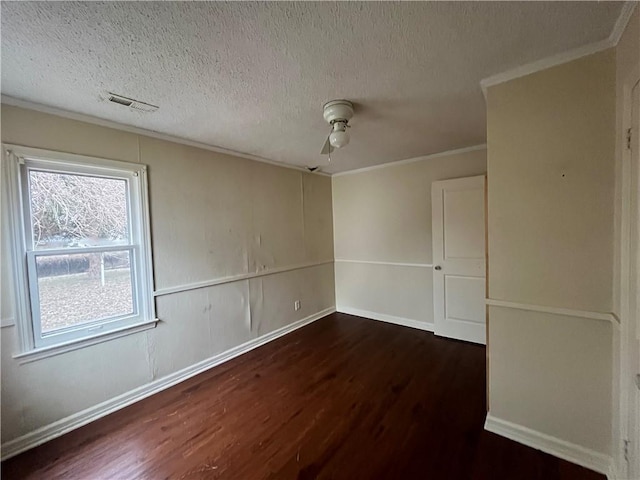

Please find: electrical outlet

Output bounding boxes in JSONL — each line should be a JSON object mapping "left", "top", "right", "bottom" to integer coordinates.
{"left": 294, "top": 300, "right": 301, "bottom": 311}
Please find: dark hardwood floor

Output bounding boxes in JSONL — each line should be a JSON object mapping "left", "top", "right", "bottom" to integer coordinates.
{"left": 2, "top": 313, "right": 603, "bottom": 480}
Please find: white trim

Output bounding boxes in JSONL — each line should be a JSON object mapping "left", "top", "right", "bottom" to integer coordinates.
{"left": 4, "top": 148, "right": 34, "bottom": 352}
{"left": 609, "top": 461, "right": 622, "bottom": 480}
{"left": 138, "top": 157, "right": 156, "bottom": 327}
{"left": 4, "top": 143, "right": 147, "bottom": 173}
{"left": 484, "top": 414, "right": 612, "bottom": 477}
{"left": 615, "top": 75, "right": 640, "bottom": 480}
{"left": 1, "top": 317, "right": 15, "bottom": 328}
{"left": 614, "top": 77, "right": 635, "bottom": 480}
{"left": 22, "top": 245, "right": 134, "bottom": 257}
{"left": 331, "top": 144, "right": 487, "bottom": 177}
{"left": 0, "top": 306, "right": 335, "bottom": 460}
{"left": 486, "top": 298, "right": 620, "bottom": 324}
{"left": 337, "top": 306, "right": 434, "bottom": 332}
{"left": 480, "top": 2, "right": 636, "bottom": 98}
{"left": 154, "top": 260, "right": 334, "bottom": 297}
{"left": 334, "top": 259, "right": 432, "bottom": 268}
{"left": 1, "top": 96, "right": 330, "bottom": 177}
{"left": 609, "top": 2, "right": 638, "bottom": 47}
{"left": 12, "top": 319, "right": 159, "bottom": 364}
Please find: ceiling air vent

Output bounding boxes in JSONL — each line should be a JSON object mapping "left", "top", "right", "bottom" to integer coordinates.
{"left": 107, "top": 92, "right": 159, "bottom": 113}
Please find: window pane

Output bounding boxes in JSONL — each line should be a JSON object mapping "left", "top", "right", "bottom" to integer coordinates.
{"left": 35, "top": 251, "right": 134, "bottom": 333}
{"left": 29, "top": 170, "right": 129, "bottom": 249}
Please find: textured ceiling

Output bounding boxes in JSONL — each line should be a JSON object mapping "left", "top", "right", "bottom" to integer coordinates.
{"left": 0, "top": 2, "right": 624, "bottom": 173}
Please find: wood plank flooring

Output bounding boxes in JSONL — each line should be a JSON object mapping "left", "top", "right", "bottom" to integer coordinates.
{"left": 2, "top": 313, "right": 604, "bottom": 479}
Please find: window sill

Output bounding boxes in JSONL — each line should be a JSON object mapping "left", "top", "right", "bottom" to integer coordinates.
{"left": 12, "top": 319, "right": 159, "bottom": 364}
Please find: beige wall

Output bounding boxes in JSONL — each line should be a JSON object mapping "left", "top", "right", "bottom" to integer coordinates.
{"left": 0, "top": 105, "right": 335, "bottom": 444}
{"left": 489, "top": 307, "right": 613, "bottom": 446}
{"left": 487, "top": 49, "right": 616, "bottom": 455}
{"left": 332, "top": 149, "right": 486, "bottom": 324}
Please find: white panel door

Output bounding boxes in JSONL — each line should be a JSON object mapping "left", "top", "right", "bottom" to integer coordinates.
{"left": 432, "top": 175, "right": 486, "bottom": 344}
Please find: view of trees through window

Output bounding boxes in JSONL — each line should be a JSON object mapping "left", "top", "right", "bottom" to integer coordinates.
{"left": 29, "top": 170, "right": 129, "bottom": 248}
{"left": 28, "top": 170, "right": 134, "bottom": 332}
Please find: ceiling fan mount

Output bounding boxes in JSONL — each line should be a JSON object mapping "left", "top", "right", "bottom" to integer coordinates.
{"left": 321, "top": 100, "right": 354, "bottom": 156}
{"left": 323, "top": 99, "right": 354, "bottom": 125}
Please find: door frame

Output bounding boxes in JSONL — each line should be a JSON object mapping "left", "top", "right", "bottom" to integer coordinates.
{"left": 616, "top": 74, "right": 640, "bottom": 479}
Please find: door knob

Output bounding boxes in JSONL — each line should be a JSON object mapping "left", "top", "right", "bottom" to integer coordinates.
{"left": 434, "top": 265, "right": 442, "bottom": 270}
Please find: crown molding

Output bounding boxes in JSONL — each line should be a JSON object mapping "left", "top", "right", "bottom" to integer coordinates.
{"left": 332, "top": 144, "right": 487, "bottom": 177}
{"left": 0, "top": 96, "right": 484, "bottom": 178}
{"left": 0, "top": 95, "right": 330, "bottom": 177}
{"left": 609, "top": 1, "right": 637, "bottom": 46}
{"left": 480, "top": 39, "right": 613, "bottom": 98}
{"left": 480, "top": 1, "right": 637, "bottom": 98}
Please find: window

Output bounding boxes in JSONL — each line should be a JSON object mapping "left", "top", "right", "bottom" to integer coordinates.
{"left": 5, "top": 145, "right": 156, "bottom": 356}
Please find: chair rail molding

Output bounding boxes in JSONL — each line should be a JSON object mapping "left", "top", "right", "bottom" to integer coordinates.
{"left": 154, "top": 260, "right": 334, "bottom": 297}
{"left": 486, "top": 298, "right": 619, "bottom": 324}
{"left": 334, "top": 259, "right": 432, "bottom": 268}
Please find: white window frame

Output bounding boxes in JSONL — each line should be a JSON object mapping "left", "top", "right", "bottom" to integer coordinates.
{"left": 4, "top": 144, "right": 156, "bottom": 360}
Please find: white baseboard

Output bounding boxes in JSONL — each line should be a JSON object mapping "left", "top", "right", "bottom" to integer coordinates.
{"left": 337, "top": 306, "right": 434, "bottom": 332}
{"left": 484, "top": 413, "right": 612, "bottom": 477}
{"left": 0, "top": 306, "right": 336, "bottom": 460}
{"left": 608, "top": 461, "right": 621, "bottom": 480}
